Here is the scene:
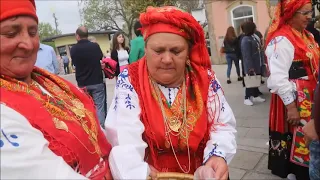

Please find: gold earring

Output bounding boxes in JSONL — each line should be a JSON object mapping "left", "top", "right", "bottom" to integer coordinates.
{"left": 186, "top": 59, "right": 191, "bottom": 66}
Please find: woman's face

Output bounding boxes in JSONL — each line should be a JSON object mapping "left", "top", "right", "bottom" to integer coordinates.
{"left": 145, "top": 33, "right": 189, "bottom": 87}
{"left": 0, "top": 16, "right": 39, "bottom": 79}
{"left": 117, "top": 34, "right": 124, "bottom": 44}
{"left": 291, "top": 3, "right": 313, "bottom": 31}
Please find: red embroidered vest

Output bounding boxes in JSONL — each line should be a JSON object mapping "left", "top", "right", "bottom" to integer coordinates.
{"left": 128, "top": 62, "right": 210, "bottom": 173}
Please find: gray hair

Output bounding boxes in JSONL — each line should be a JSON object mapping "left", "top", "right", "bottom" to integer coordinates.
{"left": 88, "top": 36, "right": 97, "bottom": 42}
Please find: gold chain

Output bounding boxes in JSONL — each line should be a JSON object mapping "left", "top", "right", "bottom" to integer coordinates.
{"left": 151, "top": 79, "right": 191, "bottom": 173}
{"left": 31, "top": 80, "right": 100, "bottom": 156}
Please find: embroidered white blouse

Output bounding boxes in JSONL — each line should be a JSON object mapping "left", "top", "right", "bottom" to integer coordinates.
{"left": 266, "top": 36, "right": 298, "bottom": 105}
{"left": 105, "top": 69, "right": 237, "bottom": 179}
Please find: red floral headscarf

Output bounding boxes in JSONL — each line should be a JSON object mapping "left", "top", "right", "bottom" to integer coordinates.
{"left": 0, "top": 0, "right": 38, "bottom": 22}
{"left": 266, "top": 0, "right": 311, "bottom": 45}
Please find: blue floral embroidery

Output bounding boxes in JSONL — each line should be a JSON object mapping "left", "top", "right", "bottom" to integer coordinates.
{"left": 168, "top": 88, "right": 172, "bottom": 105}
{"left": 210, "top": 79, "right": 221, "bottom": 93}
{"left": 113, "top": 95, "right": 119, "bottom": 111}
{"left": 221, "top": 102, "right": 225, "bottom": 112}
{"left": 125, "top": 94, "right": 135, "bottom": 109}
{"left": 203, "top": 143, "right": 225, "bottom": 164}
{"left": 0, "top": 129, "right": 19, "bottom": 148}
{"left": 116, "top": 70, "right": 134, "bottom": 92}
{"left": 268, "top": 37, "right": 284, "bottom": 46}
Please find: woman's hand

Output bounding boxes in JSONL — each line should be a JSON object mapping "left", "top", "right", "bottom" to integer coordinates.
{"left": 286, "top": 102, "right": 300, "bottom": 126}
{"left": 149, "top": 165, "right": 159, "bottom": 179}
{"left": 303, "top": 119, "right": 319, "bottom": 146}
{"left": 204, "top": 156, "right": 229, "bottom": 180}
{"left": 247, "top": 68, "right": 255, "bottom": 75}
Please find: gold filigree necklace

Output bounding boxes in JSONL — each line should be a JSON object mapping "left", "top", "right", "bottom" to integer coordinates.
{"left": 151, "top": 79, "right": 191, "bottom": 173}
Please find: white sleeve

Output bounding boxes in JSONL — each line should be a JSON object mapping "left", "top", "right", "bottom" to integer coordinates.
{"left": 0, "top": 104, "right": 87, "bottom": 180}
{"left": 266, "top": 36, "right": 296, "bottom": 105}
{"left": 203, "top": 73, "right": 237, "bottom": 165}
{"left": 105, "top": 72, "right": 149, "bottom": 179}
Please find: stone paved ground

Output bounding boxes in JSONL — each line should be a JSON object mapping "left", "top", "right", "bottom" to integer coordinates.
{"left": 61, "top": 64, "right": 285, "bottom": 180}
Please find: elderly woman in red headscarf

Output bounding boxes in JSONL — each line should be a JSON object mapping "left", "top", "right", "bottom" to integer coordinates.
{"left": 0, "top": 1, "right": 112, "bottom": 179}
{"left": 265, "top": 0, "right": 319, "bottom": 179}
{"left": 105, "top": 6, "right": 237, "bottom": 179}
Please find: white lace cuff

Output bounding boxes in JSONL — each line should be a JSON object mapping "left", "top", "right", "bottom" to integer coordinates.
{"left": 279, "top": 91, "right": 296, "bottom": 105}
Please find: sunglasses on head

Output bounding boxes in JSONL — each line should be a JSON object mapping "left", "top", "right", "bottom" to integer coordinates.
{"left": 296, "top": 10, "right": 313, "bottom": 16}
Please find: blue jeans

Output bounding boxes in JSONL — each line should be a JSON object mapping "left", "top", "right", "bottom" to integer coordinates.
{"left": 309, "top": 140, "right": 320, "bottom": 180}
{"left": 226, "top": 53, "right": 240, "bottom": 78}
{"left": 81, "top": 83, "right": 106, "bottom": 128}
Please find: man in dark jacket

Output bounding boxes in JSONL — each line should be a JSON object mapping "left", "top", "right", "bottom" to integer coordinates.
{"left": 71, "top": 26, "right": 106, "bottom": 128}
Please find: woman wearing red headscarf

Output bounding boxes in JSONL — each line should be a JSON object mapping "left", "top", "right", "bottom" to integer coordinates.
{"left": 0, "top": 1, "right": 112, "bottom": 179}
{"left": 105, "top": 6, "right": 237, "bottom": 179}
{"left": 265, "top": 0, "right": 319, "bottom": 179}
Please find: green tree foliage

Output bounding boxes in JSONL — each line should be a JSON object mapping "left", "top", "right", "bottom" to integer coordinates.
{"left": 38, "top": 22, "right": 62, "bottom": 48}
{"left": 80, "top": 0, "right": 199, "bottom": 40}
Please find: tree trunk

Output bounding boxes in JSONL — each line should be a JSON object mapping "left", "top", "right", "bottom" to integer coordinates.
{"left": 204, "top": 0, "right": 221, "bottom": 65}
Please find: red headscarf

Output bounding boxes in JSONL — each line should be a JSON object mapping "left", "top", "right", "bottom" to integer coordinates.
{"left": 0, "top": 0, "right": 38, "bottom": 22}
{"left": 265, "top": 0, "right": 311, "bottom": 45}
{"left": 140, "top": 6, "right": 211, "bottom": 70}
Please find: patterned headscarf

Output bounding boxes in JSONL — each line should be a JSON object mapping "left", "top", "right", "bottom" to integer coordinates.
{"left": 140, "top": 6, "right": 211, "bottom": 70}
{"left": 0, "top": 0, "right": 38, "bottom": 22}
{"left": 266, "top": 0, "right": 311, "bottom": 45}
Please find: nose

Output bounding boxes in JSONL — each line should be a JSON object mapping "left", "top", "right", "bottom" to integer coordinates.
{"left": 17, "top": 32, "right": 34, "bottom": 51}
{"left": 161, "top": 52, "right": 173, "bottom": 64}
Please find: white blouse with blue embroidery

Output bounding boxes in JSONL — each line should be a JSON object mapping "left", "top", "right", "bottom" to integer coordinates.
{"left": 105, "top": 69, "right": 237, "bottom": 179}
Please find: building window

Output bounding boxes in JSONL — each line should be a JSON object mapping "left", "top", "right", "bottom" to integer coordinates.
{"left": 57, "top": 46, "right": 67, "bottom": 56}
{"left": 231, "top": 5, "right": 254, "bottom": 35}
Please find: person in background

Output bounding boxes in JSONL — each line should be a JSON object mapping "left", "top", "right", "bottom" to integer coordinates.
{"left": 238, "top": 22, "right": 246, "bottom": 77}
{"left": 105, "top": 50, "right": 111, "bottom": 58}
{"left": 129, "top": 20, "right": 145, "bottom": 64}
{"left": 222, "top": 26, "right": 242, "bottom": 84}
{"left": 88, "top": 35, "right": 109, "bottom": 120}
{"left": 303, "top": 65, "right": 320, "bottom": 180}
{"left": 71, "top": 26, "right": 106, "bottom": 128}
{"left": 111, "top": 32, "right": 129, "bottom": 76}
{"left": 105, "top": 6, "right": 236, "bottom": 179}
{"left": 88, "top": 35, "right": 97, "bottom": 43}
{"left": 0, "top": 0, "right": 112, "bottom": 179}
{"left": 61, "top": 53, "right": 70, "bottom": 74}
{"left": 241, "top": 21, "right": 266, "bottom": 106}
{"left": 306, "top": 18, "right": 320, "bottom": 46}
{"left": 265, "top": 0, "right": 319, "bottom": 179}
{"left": 35, "top": 43, "right": 59, "bottom": 74}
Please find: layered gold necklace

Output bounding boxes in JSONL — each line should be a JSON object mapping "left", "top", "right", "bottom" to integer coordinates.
{"left": 150, "top": 78, "right": 191, "bottom": 173}
{"left": 30, "top": 80, "right": 101, "bottom": 156}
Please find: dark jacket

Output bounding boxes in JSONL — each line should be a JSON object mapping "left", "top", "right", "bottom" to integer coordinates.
{"left": 241, "top": 35, "right": 263, "bottom": 75}
{"left": 111, "top": 48, "right": 129, "bottom": 76}
{"left": 71, "top": 39, "right": 104, "bottom": 87}
{"left": 223, "top": 38, "right": 239, "bottom": 55}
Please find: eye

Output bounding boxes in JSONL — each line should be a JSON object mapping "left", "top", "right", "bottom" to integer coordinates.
{"left": 172, "top": 50, "right": 181, "bottom": 55}
{"left": 154, "top": 49, "right": 163, "bottom": 54}
{"left": 29, "top": 30, "right": 38, "bottom": 37}
{"left": 5, "top": 31, "right": 17, "bottom": 38}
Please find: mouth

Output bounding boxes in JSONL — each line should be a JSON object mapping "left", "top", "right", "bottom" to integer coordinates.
{"left": 12, "top": 56, "right": 31, "bottom": 60}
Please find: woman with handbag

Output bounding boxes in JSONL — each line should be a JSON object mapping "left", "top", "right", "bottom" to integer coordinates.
{"left": 265, "top": 0, "right": 319, "bottom": 179}
{"left": 241, "top": 21, "right": 266, "bottom": 106}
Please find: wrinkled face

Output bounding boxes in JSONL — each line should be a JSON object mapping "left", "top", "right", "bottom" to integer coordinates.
{"left": 117, "top": 34, "right": 124, "bottom": 44}
{"left": 145, "top": 33, "right": 189, "bottom": 87}
{"left": 291, "top": 3, "right": 313, "bottom": 31}
{"left": 0, "top": 16, "right": 39, "bottom": 79}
